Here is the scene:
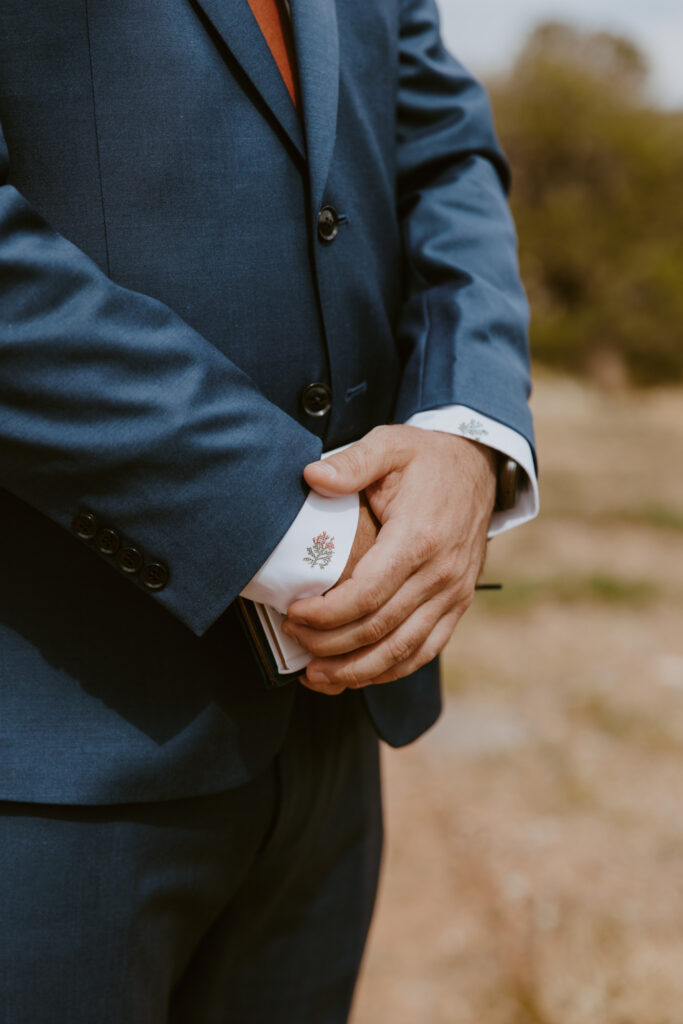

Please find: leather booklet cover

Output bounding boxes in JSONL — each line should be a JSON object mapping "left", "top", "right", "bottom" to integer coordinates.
{"left": 236, "top": 597, "right": 310, "bottom": 688}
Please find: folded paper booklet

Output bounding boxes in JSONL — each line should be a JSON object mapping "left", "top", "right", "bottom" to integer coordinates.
{"left": 236, "top": 597, "right": 311, "bottom": 688}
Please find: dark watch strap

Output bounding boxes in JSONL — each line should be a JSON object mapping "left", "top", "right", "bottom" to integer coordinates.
{"left": 495, "top": 457, "right": 519, "bottom": 512}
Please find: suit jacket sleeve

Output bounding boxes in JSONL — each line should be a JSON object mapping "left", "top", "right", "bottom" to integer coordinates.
{"left": 0, "top": 119, "right": 322, "bottom": 637}
{"left": 394, "top": 0, "right": 535, "bottom": 463}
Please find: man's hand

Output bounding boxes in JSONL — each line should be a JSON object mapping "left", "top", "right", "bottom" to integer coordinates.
{"left": 283, "top": 426, "right": 497, "bottom": 695}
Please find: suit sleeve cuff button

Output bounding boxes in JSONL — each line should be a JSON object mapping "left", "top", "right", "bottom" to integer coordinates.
{"left": 95, "top": 528, "right": 121, "bottom": 556}
{"left": 71, "top": 511, "right": 98, "bottom": 540}
{"left": 116, "top": 546, "right": 144, "bottom": 574}
{"left": 140, "top": 562, "right": 169, "bottom": 591}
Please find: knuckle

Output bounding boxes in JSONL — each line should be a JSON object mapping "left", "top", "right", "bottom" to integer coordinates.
{"left": 432, "top": 560, "right": 455, "bottom": 591}
{"left": 388, "top": 632, "right": 419, "bottom": 665}
{"left": 368, "top": 424, "right": 401, "bottom": 462}
{"left": 369, "top": 424, "right": 390, "bottom": 445}
{"left": 343, "top": 445, "right": 368, "bottom": 478}
{"left": 338, "top": 664, "right": 364, "bottom": 688}
{"left": 415, "top": 525, "right": 439, "bottom": 562}
{"left": 359, "top": 584, "right": 385, "bottom": 616}
{"left": 386, "top": 549, "right": 407, "bottom": 578}
{"left": 358, "top": 615, "right": 388, "bottom": 647}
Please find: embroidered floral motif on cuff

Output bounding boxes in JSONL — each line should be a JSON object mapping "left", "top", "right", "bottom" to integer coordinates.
{"left": 303, "top": 531, "right": 335, "bottom": 569}
{"left": 458, "top": 419, "right": 489, "bottom": 440}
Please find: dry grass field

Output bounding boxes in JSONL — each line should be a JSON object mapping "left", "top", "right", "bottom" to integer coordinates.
{"left": 350, "top": 372, "right": 683, "bottom": 1024}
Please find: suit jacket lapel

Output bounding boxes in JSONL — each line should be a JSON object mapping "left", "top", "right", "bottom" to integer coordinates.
{"left": 190, "top": 0, "right": 340, "bottom": 208}
{"left": 289, "top": 0, "right": 340, "bottom": 212}
{"left": 190, "top": 0, "right": 305, "bottom": 158}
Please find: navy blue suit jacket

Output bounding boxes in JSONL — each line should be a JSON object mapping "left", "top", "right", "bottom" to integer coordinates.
{"left": 0, "top": 0, "right": 534, "bottom": 802}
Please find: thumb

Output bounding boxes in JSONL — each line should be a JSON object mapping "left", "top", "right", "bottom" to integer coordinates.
{"left": 304, "top": 429, "right": 396, "bottom": 497}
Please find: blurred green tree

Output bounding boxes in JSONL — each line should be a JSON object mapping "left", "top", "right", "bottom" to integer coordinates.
{"left": 489, "top": 22, "right": 683, "bottom": 385}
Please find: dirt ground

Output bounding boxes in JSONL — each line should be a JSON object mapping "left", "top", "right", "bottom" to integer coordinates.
{"left": 350, "top": 373, "right": 683, "bottom": 1024}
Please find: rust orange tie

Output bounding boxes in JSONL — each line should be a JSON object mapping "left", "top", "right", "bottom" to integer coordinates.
{"left": 246, "top": 0, "right": 300, "bottom": 107}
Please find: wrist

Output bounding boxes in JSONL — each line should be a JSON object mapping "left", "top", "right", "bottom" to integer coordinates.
{"left": 442, "top": 434, "right": 497, "bottom": 517}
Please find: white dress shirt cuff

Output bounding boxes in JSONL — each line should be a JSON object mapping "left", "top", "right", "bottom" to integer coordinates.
{"left": 240, "top": 452, "right": 359, "bottom": 616}
{"left": 405, "top": 405, "right": 539, "bottom": 536}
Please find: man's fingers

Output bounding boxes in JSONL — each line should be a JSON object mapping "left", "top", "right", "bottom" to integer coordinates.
{"left": 285, "top": 567, "right": 457, "bottom": 657}
{"left": 302, "top": 598, "right": 455, "bottom": 689}
{"left": 356, "top": 613, "right": 460, "bottom": 687}
{"left": 303, "top": 426, "right": 399, "bottom": 498}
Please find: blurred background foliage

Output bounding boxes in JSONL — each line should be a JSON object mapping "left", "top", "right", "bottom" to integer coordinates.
{"left": 488, "top": 21, "right": 683, "bottom": 387}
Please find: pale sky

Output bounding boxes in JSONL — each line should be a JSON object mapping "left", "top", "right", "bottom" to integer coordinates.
{"left": 436, "top": 0, "right": 683, "bottom": 108}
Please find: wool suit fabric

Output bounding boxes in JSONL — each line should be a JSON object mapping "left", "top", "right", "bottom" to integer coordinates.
{"left": 0, "top": 0, "right": 532, "bottom": 803}
{"left": 0, "top": 686, "right": 383, "bottom": 1023}
{"left": 0, "top": 0, "right": 533, "bottom": 1017}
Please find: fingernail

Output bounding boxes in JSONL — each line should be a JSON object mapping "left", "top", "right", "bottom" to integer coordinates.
{"left": 281, "top": 620, "right": 293, "bottom": 637}
{"left": 307, "top": 669, "right": 329, "bottom": 685}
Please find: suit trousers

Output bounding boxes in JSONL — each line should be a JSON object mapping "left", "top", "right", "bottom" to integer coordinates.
{"left": 0, "top": 685, "right": 383, "bottom": 1024}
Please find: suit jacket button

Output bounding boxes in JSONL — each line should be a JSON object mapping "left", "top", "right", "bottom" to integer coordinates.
{"left": 95, "top": 528, "right": 120, "bottom": 556}
{"left": 116, "top": 546, "right": 143, "bottom": 574}
{"left": 140, "top": 562, "right": 169, "bottom": 591}
{"left": 71, "top": 511, "right": 98, "bottom": 540}
{"left": 301, "top": 382, "right": 332, "bottom": 417}
{"left": 317, "top": 205, "right": 339, "bottom": 242}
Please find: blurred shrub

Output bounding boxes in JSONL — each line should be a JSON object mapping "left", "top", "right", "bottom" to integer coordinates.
{"left": 489, "top": 22, "right": 683, "bottom": 385}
